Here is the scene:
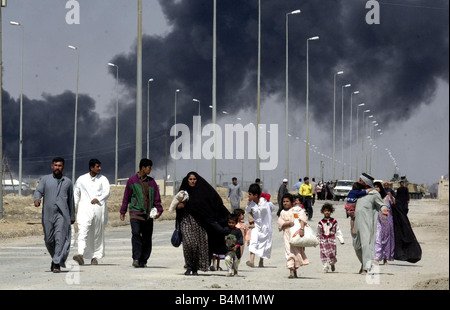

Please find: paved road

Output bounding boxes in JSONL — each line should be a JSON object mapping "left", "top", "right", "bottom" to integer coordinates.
{"left": 0, "top": 199, "right": 447, "bottom": 292}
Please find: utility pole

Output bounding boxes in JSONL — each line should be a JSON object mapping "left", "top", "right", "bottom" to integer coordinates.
{"left": 0, "top": 0, "right": 7, "bottom": 219}
{"left": 136, "top": 0, "right": 143, "bottom": 170}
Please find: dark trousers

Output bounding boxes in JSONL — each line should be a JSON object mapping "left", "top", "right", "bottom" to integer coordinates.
{"left": 304, "top": 196, "right": 313, "bottom": 220}
{"left": 130, "top": 218, "right": 154, "bottom": 264}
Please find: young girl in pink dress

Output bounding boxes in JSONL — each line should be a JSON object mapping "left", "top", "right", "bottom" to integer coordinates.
{"left": 277, "top": 193, "right": 309, "bottom": 278}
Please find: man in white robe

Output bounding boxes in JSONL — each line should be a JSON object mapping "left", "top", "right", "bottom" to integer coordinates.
{"left": 73, "top": 159, "right": 110, "bottom": 265}
{"left": 245, "top": 184, "right": 275, "bottom": 267}
{"left": 353, "top": 173, "right": 388, "bottom": 274}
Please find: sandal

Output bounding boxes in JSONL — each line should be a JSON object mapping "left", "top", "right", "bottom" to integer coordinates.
{"left": 246, "top": 261, "right": 255, "bottom": 268}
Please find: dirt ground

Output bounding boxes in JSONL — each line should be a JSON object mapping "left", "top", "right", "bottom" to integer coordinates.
{"left": 0, "top": 185, "right": 179, "bottom": 238}
{"left": 0, "top": 186, "right": 448, "bottom": 290}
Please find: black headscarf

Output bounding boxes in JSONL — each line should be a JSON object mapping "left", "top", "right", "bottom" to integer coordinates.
{"left": 374, "top": 181, "right": 387, "bottom": 199}
{"left": 178, "top": 171, "right": 230, "bottom": 255}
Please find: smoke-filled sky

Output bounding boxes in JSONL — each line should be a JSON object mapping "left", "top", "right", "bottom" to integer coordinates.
{"left": 1, "top": 0, "right": 448, "bottom": 191}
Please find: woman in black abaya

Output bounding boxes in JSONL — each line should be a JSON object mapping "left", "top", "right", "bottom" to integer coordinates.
{"left": 391, "top": 199, "right": 422, "bottom": 263}
{"left": 175, "top": 172, "right": 230, "bottom": 275}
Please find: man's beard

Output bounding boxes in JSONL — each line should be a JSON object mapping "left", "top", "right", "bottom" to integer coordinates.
{"left": 53, "top": 170, "right": 62, "bottom": 178}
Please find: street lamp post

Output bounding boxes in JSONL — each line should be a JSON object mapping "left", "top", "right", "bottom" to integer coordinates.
{"left": 341, "top": 83, "right": 351, "bottom": 179}
{"left": 332, "top": 70, "right": 343, "bottom": 180}
{"left": 147, "top": 78, "right": 154, "bottom": 159}
{"left": 193, "top": 98, "right": 201, "bottom": 172}
{"left": 174, "top": 89, "right": 180, "bottom": 191}
{"left": 364, "top": 114, "right": 373, "bottom": 172}
{"left": 136, "top": 0, "right": 143, "bottom": 170}
{"left": 212, "top": 0, "right": 217, "bottom": 187}
{"left": 0, "top": 0, "right": 7, "bottom": 220}
{"left": 256, "top": 0, "right": 261, "bottom": 180}
{"left": 285, "top": 9, "right": 300, "bottom": 184}
{"left": 349, "top": 90, "right": 359, "bottom": 179}
{"left": 356, "top": 103, "right": 365, "bottom": 178}
{"left": 10, "top": 21, "right": 24, "bottom": 195}
{"left": 68, "top": 45, "right": 80, "bottom": 182}
{"left": 306, "top": 36, "right": 319, "bottom": 178}
{"left": 108, "top": 62, "right": 119, "bottom": 185}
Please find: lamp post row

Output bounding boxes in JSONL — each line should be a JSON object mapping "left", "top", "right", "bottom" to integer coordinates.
{"left": 4, "top": 5, "right": 379, "bottom": 195}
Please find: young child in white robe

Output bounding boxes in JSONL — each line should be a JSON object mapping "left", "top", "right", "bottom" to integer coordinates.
{"left": 245, "top": 184, "right": 275, "bottom": 268}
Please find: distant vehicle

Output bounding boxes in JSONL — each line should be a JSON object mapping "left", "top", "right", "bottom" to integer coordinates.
{"left": 2, "top": 179, "right": 29, "bottom": 191}
{"left": 389, "top": 173, "right": 429, "bottom": 199}
{"left": 333, "top": 180, "right": 354, "bottom": 201}
{"left": 2, "top": 179, "right": 34, "bottom": 195}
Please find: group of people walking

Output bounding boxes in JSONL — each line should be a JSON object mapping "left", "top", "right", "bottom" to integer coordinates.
{"left": 33, "top": 157, "right": 163, "bottom": 273}
{"left": 275, "top": 172, "right": 421, "bottom": 278}
{"left": 345, "top": 173, "right": 421, "bottom": 274}
{"left": 32, "top": 157, "right": 420, "bottom": 279}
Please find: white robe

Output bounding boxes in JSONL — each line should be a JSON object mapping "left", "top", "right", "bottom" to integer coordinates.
{"left": 246, "top": 197, "right": 275, "bottom": 259}
{"left": 74, "top": 173, "right": 110, "bottom": 260}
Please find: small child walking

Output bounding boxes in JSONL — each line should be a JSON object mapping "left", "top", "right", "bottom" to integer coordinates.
{"left": 234, "top": 208, "right": 250, "bottom": 258}
{"left": 245, "top": 185, "right": 275, "bottom": 268}
{"left": 277, "top": 193, "right": 309, "bottom": 278}
{"left": 224, "top": 214, "right": 244, "bottom": 277}
{"left": 317, "top": 203, "right": 344, "bottom": 273}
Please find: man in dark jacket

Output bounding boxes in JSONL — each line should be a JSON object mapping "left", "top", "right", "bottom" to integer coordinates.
{"left": 120, "top": 158, "right": 163, "bottom": 267}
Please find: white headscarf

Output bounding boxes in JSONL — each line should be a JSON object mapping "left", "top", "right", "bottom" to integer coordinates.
{"left": 359, "top": 173, "right": 374, "bottom": 188}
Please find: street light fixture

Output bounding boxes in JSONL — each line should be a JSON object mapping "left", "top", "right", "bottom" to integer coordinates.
{"left": 10, "top": 21, "right": 24, "bottom": 195}
{"left": 306, "top": 35, "right": 319, "bottom": 177}
{"left": 333, "top": 70, "right": 344, "bottom": 180}
{"left": 108, "top": 62, "right": 119, "bottom": 184}
{"left": 193, "top": 98, "right": 200, "bottom": 116}
{"left": 341, "top": 83, "right": 351, "bottom": 179}
{"left": 68, "top": 45, "right": 80, "bottom": 182}
{"left": 285, "top": 9, "right": 300, "bottom": 184}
